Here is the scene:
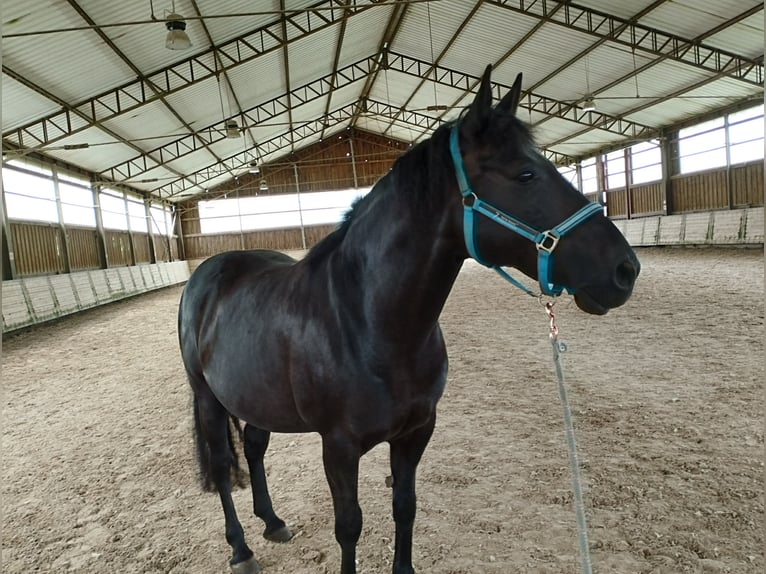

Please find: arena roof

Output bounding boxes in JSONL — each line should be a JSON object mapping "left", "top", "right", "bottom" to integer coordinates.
{"left": 2, "top": 0, "right": 763, "bottom": 202}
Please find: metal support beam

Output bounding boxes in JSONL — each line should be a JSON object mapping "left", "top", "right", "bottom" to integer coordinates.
{"left": 1, "top": 181, "right": 18, "bottom": 280}
{"left": 487, "top": 0, "right": 763, "bottom": 86}
{"left": 65, "top": 0, "right": 234, "bottom": 185}
{"left": 319, "top": 1, "right": 353, "bottom": 141}
{"left": 4, "top": 67, "right": 203, "bottom": 197}
{"left": 280, "top": 0, "right": 297, "bottom": 153}
{"left": 382, "top": 0, "right": 485, "bottom": 136}
{"left": 100, "top": 55, "right": 378, "bottom": 183}
{"left": 386, "top": 52, "right": 657, "bottom": 139}
{"left": 349, "top": 0, "right": 409, "bottom": 127}
{"left": 51, "top": 168, "right": 72, "bottom": 273}
{"left": 533, "top": 5, "right": 763, "bottom": 133}
{"left": 2, "top": 0, "right": 384, "bottom": 149}
{"left": 163, "top": 98, "right": 578, "bottom": 200}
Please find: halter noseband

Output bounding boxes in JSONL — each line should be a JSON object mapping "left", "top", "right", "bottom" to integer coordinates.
{"left": 449, "top": 125, "right": 603, "bottom": 296}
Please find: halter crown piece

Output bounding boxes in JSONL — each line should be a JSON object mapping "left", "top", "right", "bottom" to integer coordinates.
{"left": 449, "top": 125, "right": 603, "bottom": 297}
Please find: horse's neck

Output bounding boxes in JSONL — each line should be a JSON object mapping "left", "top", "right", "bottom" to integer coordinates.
{"left": 333, "top": 170, "right": 463, "bottom": 345}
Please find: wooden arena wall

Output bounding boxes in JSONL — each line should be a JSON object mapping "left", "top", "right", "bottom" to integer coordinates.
{"left": 178, "top": 129, "right": 406, "bottom": 258}
{"left": 7, "top": 221, "right": 181, "bottom": 277}
{"left": 181, "top": 147, "right": 763, "bottom": 260}
{"left": 604, "top": 161, "right": 762, "bottom": 219}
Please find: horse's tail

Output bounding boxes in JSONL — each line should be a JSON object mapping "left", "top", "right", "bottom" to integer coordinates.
{"left": 192, "top": 394, "right": 249, "bottom": 493}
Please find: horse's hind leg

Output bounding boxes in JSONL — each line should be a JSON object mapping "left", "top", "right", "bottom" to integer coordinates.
{"left": 194, "top": 392, "right": 260, "bottom": 574}
{"left": 243, "top": 425, "right": 293, "bottom": 542}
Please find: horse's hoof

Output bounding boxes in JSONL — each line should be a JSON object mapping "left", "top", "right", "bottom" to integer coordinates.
{"left": 231, "top": 556, "right": 261, "bottom": 574}
{"left": 264, "top": 524, "right": 294, "bottom": 543}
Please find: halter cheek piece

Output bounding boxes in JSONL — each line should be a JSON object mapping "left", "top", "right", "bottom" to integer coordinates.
{"left": 449, "top": 125, "right": 603, "bottom": 296}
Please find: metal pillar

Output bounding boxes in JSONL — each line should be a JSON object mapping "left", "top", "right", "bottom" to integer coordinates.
{"left": 293, "top": 164, "right": 307, "bottom": 250}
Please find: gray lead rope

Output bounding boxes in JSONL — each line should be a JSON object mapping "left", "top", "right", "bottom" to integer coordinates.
{"left": 544, "top": 301, "right": 593, "bottom": 574}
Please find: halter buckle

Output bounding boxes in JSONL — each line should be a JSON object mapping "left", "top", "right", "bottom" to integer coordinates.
{"left": 536, "top": 230, "right": 560, "bottom": 253}
{"left": 462, "top": 192, "right": 477, "bottom": 207}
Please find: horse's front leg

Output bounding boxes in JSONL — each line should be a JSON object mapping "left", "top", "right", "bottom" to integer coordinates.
{"left": 388, "top": 414, "right": 436, "bottom": 574}
{"left": 321, "top": 433, "right": 362, "bottom": 574}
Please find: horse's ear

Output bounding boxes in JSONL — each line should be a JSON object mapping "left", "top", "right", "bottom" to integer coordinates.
{"left": 463, "top": 64, "right": 493, "bottom": 132}
{"left": 497, "top": 73, "right": 523, "bottom": 117}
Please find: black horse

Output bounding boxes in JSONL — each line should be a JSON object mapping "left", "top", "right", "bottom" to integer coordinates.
{"left": 178, "top": 65, "right": 639, "bottom": 574}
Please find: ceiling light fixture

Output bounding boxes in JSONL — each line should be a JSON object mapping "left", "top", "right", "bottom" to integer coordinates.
{"left": 248, "top": 161, "right": 260, "bottom": 174}
{"left": 259, "top": 179, "right": 268, "bottom": 192}
{"left": 581, "top": 97, "right": 596, "bottom": 112}
{"left": 225, "top": 119, "right": 241, "bottom": 138}
{"left": 165, "top": 2, "right": 191, "bottom": 50}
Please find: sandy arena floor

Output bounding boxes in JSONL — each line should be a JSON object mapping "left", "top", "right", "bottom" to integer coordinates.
{"left": 2, "top": 247, "right": 763, "bottom": 573}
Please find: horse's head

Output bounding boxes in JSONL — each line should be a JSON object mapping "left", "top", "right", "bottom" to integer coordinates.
{"left": 449, "top": 65, "right": 639, "bottom": 315}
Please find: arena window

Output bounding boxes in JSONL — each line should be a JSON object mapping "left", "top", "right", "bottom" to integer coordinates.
{"left": 604, "top": 149, "right": 627, "bottom": 190}
{"left": 580, "top": 157, "right": 598, "bottom": 194}
{"left": 630, "top": 140, "right": 662, "bottom": 185}
{"left": 149, "top": 204, "right": 173, "bottom": 236}
{"left": 678, "top": 117, "right": 727, "bottom": 174}
{"left": 127, "top": 196, "right": 148, "bottom": 233}
{"left": 2, "top": 163, "right": 59, "bottom": 223}
{"left": 198, "top": 188, "right": 368, "bottom": 234}
{"left": 58, "top": 176, "right": 96, "bottom": 228}
{"left": 728, "top": 105, "right": 764, "bottom": 165}
{"left": 99, "top": 189, "right": 129, "bottom": 230}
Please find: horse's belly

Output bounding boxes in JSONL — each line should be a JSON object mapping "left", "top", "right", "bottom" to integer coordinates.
{"left": 205, "top": 370, "right": 313, "bottom": 433}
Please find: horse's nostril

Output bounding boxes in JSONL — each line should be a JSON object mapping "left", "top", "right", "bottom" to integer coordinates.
{"left": 615, "top": 259, "right": 638, "bottom": 289}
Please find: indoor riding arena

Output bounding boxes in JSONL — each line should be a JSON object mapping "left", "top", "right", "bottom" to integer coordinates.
{"left": 2, "top": 2, "right": 763, "bottom": 574}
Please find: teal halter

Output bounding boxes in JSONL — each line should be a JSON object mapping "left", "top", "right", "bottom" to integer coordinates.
{"left": 449, "top": 125, "right": 603, "bottom": 296}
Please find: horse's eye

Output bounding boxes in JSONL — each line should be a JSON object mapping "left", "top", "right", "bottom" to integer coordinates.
{"left": 517, "top": 171, "right": 535, "bottom": 183}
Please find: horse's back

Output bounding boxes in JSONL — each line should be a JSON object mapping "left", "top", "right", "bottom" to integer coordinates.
{"left": 178, "top": 249, "right": 297, "bottom": 363}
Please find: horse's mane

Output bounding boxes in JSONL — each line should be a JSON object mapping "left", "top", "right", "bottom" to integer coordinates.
{"left": 303, "top": 123, "right": 454, "bottom": 266}
{"left": 303, "top": 111, "right": 534, "bottom": 266}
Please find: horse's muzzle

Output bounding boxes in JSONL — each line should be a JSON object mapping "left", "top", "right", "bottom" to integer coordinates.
{"left": 573, "top": 255, "right": 640, "bottom": 315}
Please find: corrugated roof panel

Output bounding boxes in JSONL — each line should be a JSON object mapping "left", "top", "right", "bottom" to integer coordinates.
{"left": 595, "top": 74, "right": 759, "bottom": 120}
{"left": 703, "top": 11, "right": 764, "bottom": 58}
{"left": 616, "top": 59, "right": 714, "bottom": 102}
{"left": 163, "top": 147, "right": 219, "bottom": 176}
{"left": 45, "top": 128, "right": 142, "bottom": 172}
{"left": 290, "top": 94, "right": 333, "bottom": 125}
{"left": 355, "top": 115, "right": 391, "bottom": 135}
{"left": 440, "top": 4, "right": 541, "bottom": 75}
{"left": 3, "top": 26, "right": 135, "bottom": 104}
{"left": 69, "top": 1, "right": 210, "bottom": 76}
{"left": 1, "top": 74, "right": 61, "bottom": 133}
{"left": 624, "top": 77, "right": 760, "bottom": 126}
{"left": 392, "top": 0, "right": 478, "bottom": 62}
{"left": 309, "top": 80, "right": 365, "bottom": 122}
{"left": 338, "top": 5, "right": 394, "bottom": 69}
{"left": 387, "top": 124, "right": 421, "bottom": 143}
{"left": 368, "top": 70, "right": 423, "bottom": 108}
{"left": 639, "top": 0, "right": 757, "bottom": 39}
{"left": 534, "top": 43, "right": 655, "bottom": 104}
{"left": 571, "top": 0, "right": 665, "bottom": 20}
{"left": 624, "top": 98, "right": 718, "bottom": 127}
{"left": 198, "top": 0, "right": 281, "bottom": 46}
{"left": 287, "top": 26, "right": 338, "bottom": 89}
{"left": 407, "top": 82, "right": 466, "bottom": 114}
{"left": 552, "top": 129, "right": 628, "bottom": 157}
{"left": 493, "top": 23, "right": 600, "bottom": 90}
{"left": 206, "top": 133, "right": 255, "bottom": 162}
{"left": 101, "top": 100, "right": 187, "bottom": 149}
{"left": 227, "top": 51, "right": 286, "bottom": 115}
{"left": 163, "top": 75, "right": 232, "bottom": 131}
{"left": 123, "top": 165, "right": 183, "bottom": 193}
{"left": 533, "top": 117, "right": 589, "bottom": 145}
